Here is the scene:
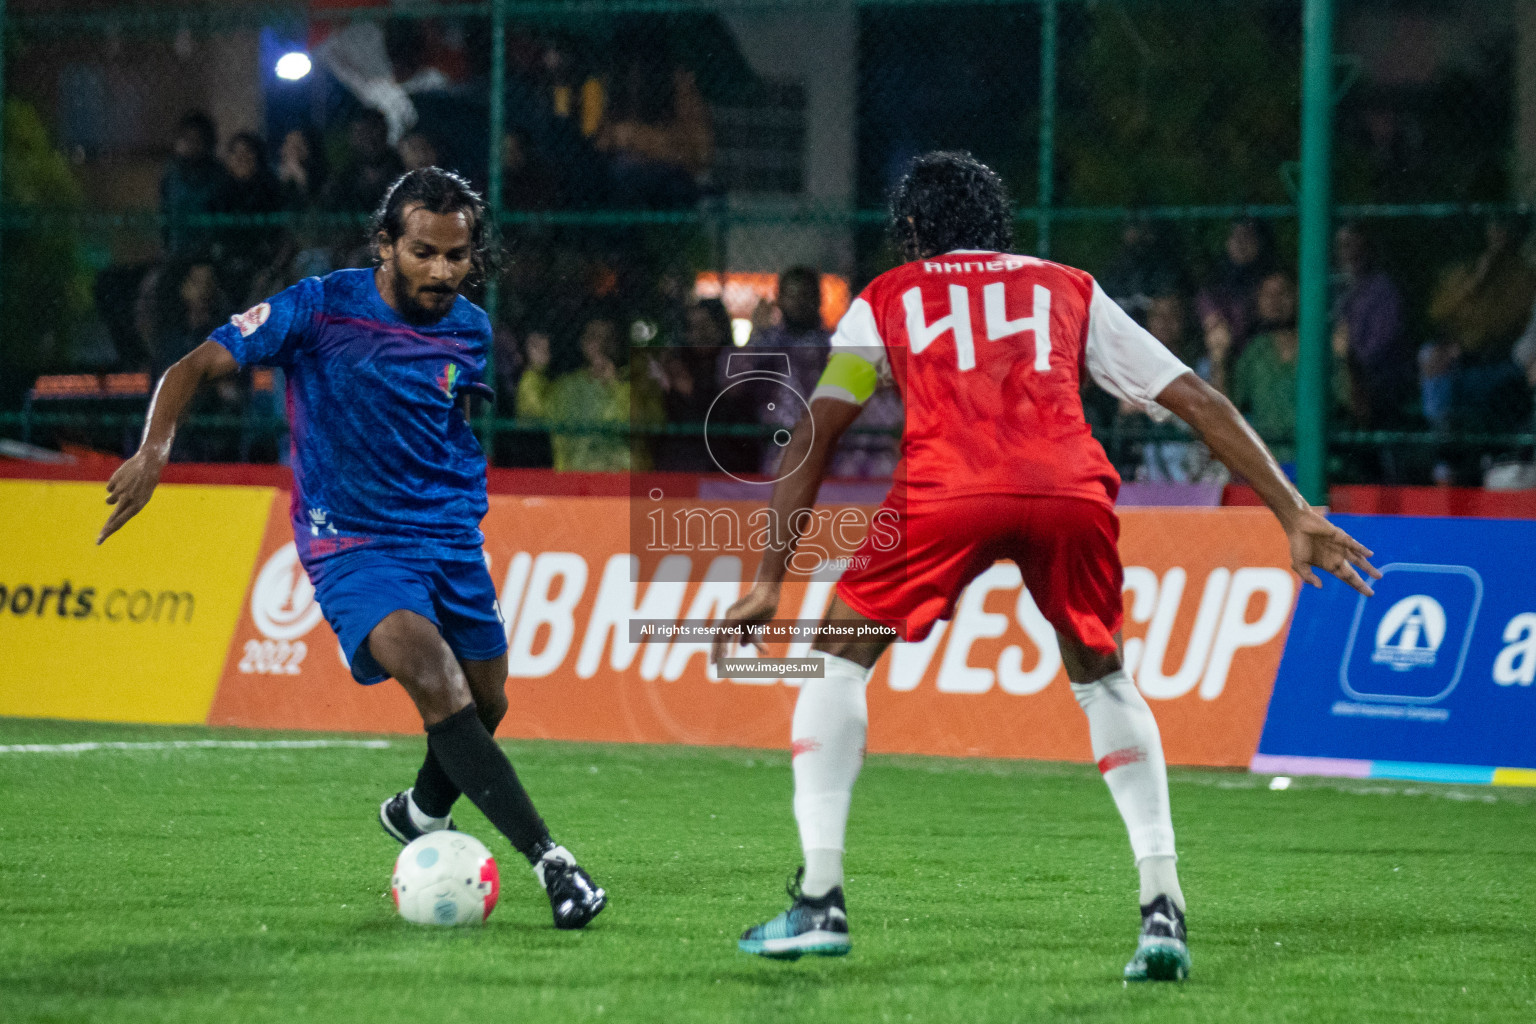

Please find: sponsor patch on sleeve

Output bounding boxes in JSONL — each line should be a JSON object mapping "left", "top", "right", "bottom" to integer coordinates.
{"left": 231, "top": 302, "right": 271, "bottom": 338}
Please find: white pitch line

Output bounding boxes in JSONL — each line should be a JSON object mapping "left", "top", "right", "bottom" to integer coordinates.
{"left": 0, "top": 739, "right": 393, "bottom": 754}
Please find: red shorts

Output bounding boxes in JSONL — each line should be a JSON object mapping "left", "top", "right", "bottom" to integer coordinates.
{"left": 835, "top": 494, "right": 1123, "bottom": 654}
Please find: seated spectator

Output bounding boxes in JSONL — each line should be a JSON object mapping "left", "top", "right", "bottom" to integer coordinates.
{"left": 652, "top": 309, "right": 727, "bottom": 472}
{"left": 221, "top": 132, "right": 282, "bottom": 211}
{"left": 1420, "top": 217, "right": 1536, "bottom": 442}
{"left": 746, "top": 268, "right": 828, "bottom": 399}
{"left": 517, "top": 318, "right": 662, "bottom": 471}
{"left": 1197, "top": 217, "right": 1275, "bottom": 368}
{"left": 1128, "top": 291, "right": 1224, "bottom": 483}
{"left": 322, "top": 109, "right": 405, "bottom": 213}
{"left": 682, "top": 298, "right": 755, "bottom": 474}
{"left": 1332, "top": 222, "right": 1413, "bottom": 428}
{"left": 276, "top": 127, "right": 326, "bottom": 210}
{"left": 738, "top": 268, "right": 830, "bottom": 475}
{"left": 139, "top": 258, "right": 244, "bottom": 461}
{"left": 595, "top": 48, "right": 712, "bottom": 209}
{"left": 161, "top": 111, "right": 228, "bottom": 258}
{"left": 145, "top": 260, "right": 230, "bottom": 376}
{"left": 1229, "top": 271, "right": 1348, "bottom": 466}
{"left": 217, "top": 132, "right": 285, "bottom": 304}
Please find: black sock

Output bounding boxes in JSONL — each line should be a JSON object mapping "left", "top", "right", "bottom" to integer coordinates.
{"left": 413, "top": 703, "right": 506, "bottom": 819}
{"left": 411, "top": 750, "right": 459, "bottom": 819}
{"left": 425, "top": 704, "right": 553, "bottom": 862}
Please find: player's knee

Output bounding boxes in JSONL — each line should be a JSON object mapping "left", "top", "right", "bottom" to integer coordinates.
{"left": 1056, "top": 631, "right": 1123, "bottom": 684}
{"left": 476, "top": 690, "right": 509, "bottom": 731}
{"left": 394, "top": 655, "right": 472, "bottom": 720}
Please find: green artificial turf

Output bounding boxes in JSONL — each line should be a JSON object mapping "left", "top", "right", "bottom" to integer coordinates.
{"left": 1, "top": 717, "right": 1532, "bottom": 1023}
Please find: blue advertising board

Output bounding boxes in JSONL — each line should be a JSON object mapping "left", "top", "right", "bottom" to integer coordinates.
{"left": 1255, "top": 515, "right": 1536, "bottom": 785}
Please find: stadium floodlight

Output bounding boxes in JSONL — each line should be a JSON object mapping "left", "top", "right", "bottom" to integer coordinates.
{"left": 275, "top": 52, "right": 312, "bottom": 81}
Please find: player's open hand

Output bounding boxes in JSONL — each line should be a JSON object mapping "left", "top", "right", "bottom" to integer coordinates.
{"left": 713, "top": 583, "right": 781, "bottom": 664}
{"left": 98, "top": 451, "right": 165, "bottom": 545}
{"left": 1285, "top": 508, "right": 1381, "bottom": 597}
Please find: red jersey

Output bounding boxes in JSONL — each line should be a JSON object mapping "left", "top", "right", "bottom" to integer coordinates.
{"left": 814, "top": 250, "right": 1190, "bottom": 508}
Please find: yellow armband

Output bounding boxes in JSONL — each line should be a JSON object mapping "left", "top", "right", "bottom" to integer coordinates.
{"left": 811, "top": 351, "right": 878, "bottom": 405}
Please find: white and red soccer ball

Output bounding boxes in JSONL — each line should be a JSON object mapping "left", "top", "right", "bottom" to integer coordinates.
{"left": 391, "top": 831, "right": 499, "bottom": 926}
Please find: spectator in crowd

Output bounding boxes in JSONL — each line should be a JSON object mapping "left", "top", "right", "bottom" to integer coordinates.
{"left": 595, "top": 48, "right": 712, "bottom": 209}
{"left": 651, "top": 300, "right": 733, "bottom": 472}
{"left": 1331, "top": 221, "right": 1413, "bottom": 428}
{"left": 273, "top": 125, "right": 336, "bottom": 281}
{"left": 1421, "top": 217, "right": 1536, "bottom": 439}
{"left": 1511, "top": 296, "right": 1536, "bottom": 417}
{"left": 738, "top": 268, "right": 830, "bottom": 475}
{"left": 745, "top": 268, "right": 827, "bottom": 397}
{"left": 217, "top": 132, "right": 285, "bottom": 305}
{"left": 322, "top": 109, "right": 405, "bottom": 213}
{"left": 397, "top": 131, "right": 439, "bottom": 172}
{"left": 518, "top": 317, "right": 662, "bottom": 471}
{"left": 221, "top": 132, "right": 283, "bottom": 211}
{"left": 276, "top": 127, "right": 326, "bottom": 210}
{"left": 1229, "top": 270, "right": 1348, "bottom": 466}
{"left": 145, "top": 260, "right": 230, "bottom": 376}
{"left": 1197, "top": 217, "right": 1275, "bottom": 369}
{"left": 830, "top": 377, "right": 903, "bottom": 480}
{"left": 160, "top": 111, "right": 227, "bottom": 258}
{"left": 1099, "top": 218, "right": 1188, "bottom": 315}
{"left": 1128, "top": 291, "right": 1223, "bottom": 483}
{"left": 149, "top": 261, "right": 250, "bottom": 461}
{"left": 683, "top": 298, "right": 756, "bottom": 474}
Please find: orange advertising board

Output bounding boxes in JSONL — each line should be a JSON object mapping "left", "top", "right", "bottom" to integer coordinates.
{"left": 210, "top": 494, "right": 1294, "bottom": 767}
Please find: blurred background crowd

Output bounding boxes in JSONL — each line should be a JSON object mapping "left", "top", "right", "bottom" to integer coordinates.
{"left": 5, "top": 0, "right": 1536, "bottom": 488}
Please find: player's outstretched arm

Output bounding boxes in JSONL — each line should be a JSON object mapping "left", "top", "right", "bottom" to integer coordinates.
{"left": 1154, "top": 371, "right": 1382, "bottom": 597}
{"left": 712, "top": 397, "right": 863, "bottom": 662}
{"left": 98, "top": 340, "right": 240, "bottom": 544}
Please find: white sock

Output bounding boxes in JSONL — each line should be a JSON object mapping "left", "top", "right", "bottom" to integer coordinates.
{"left": 1070, "top": 670, "right": 1184, "bottom": 912}
{"left": 791, "top": 653, "right": 871, "bottom": 898}
{"left": 406, "top": 788, "right": 451, "bottom": 832}
{"left": 532, "top": 844, "right": 575, "bottom": 890}
{"left": 1138, "top": 855, "right": 1183, "bottom": 911}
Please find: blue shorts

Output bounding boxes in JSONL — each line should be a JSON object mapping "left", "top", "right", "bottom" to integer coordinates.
{"left": 311, "top": 550, "right": 508, "bottom": 685}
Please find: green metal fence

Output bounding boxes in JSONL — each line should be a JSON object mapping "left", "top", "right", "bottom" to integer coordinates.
{"left": 2, "top": 0, "right": 1533, "bottom": 494}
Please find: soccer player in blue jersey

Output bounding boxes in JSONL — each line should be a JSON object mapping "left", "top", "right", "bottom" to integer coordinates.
{"left": 97, "top": 168, "right": 606, "bottom": 929}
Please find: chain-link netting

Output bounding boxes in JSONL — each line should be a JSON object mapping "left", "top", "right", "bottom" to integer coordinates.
{"left": 2, "top": 0, "right": 1534, "bottom": 488}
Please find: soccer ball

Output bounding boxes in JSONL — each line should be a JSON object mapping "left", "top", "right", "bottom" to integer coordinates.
{"left": 391, "top": 831, "right": 500, "bottom": 926}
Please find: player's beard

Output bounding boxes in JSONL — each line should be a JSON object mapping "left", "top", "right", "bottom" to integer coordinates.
{"left": 390, "top": 261, "right": 458, "bottom": 325}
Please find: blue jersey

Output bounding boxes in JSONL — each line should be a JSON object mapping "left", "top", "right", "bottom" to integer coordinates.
{"left": 211, "top": 268, "right": 492, "bottom": 576}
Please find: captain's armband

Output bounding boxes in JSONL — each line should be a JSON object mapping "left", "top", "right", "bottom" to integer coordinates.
{"left": 810, "top": 351, "right": 879, "bottom": 406}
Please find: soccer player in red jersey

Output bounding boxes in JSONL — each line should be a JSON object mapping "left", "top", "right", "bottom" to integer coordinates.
{"left": 719, "top": 153, "right": 1380, "bottom": 977}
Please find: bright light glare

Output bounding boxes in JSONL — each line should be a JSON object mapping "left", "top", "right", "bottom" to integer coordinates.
{"left": 731, "top": 318, "right": 753, "bottom": 347}
{"left": 275, "top": 52, "right": 312, "bottom": 81}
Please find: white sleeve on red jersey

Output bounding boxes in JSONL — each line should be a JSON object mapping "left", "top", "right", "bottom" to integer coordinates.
{"left": 1084, "top": 280, "right": 1192, "bottom": 421}
{"left": 809, "top": 296, "right": 889, "bottom": 404}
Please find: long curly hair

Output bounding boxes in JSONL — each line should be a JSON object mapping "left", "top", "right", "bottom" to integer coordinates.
{"left": 889, "top": 151, "right": 1014, "bottom": 261}
{"left": 371, "top": 167, "right": 498, "bottom": 285}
